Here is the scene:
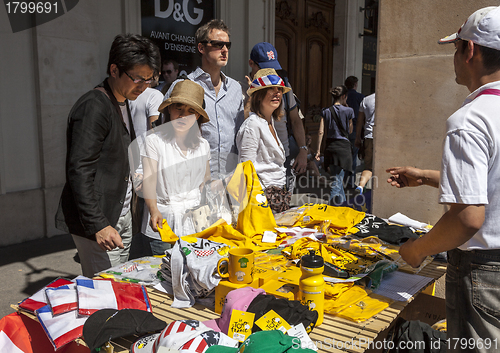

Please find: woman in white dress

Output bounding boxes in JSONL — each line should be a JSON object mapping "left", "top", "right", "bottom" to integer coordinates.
{"left": 237, "top": 68, "right": 292, "bottom": 213}
{"left": 141, "top": 79, "right": 211, "bottom": 255}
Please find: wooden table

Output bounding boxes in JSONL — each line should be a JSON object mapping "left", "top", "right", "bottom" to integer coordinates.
{"left": 110, "top": 260, "right": 447, "bottom": 353}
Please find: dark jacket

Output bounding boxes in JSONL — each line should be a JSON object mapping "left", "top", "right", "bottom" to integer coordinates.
{"left": 55, "top": 80, "right": 133, "bottom": 240}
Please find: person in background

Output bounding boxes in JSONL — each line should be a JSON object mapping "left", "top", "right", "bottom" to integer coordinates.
{"left": 142, "top": 79, "right": 211, "bottom": 255}
{"left": 164, "top": 19, "right": 244, "bottom": 178}
{"left": 130, "top": 82, "right": 164, "bottom": 136}
{"left": 55, "top": 34, "right": 160, "bottom": 277}
{"left": 387, "top": 6, "right": 500, "bottom": 351}
{"left": 315, "top": 85, "right": 354, "bottom": 205}
{"left": 355, "top": 93, "right": 375, "bottom": 194}
{"left": 246, "top": 42, "right": 308, "bottom": 193}
{"left": 156, "top": 59, "right": 179, "bottom": 95}
{"left": 344, "top": 76, "right": 364, "bottom": 189}
{"left": 128, "top": 79, "right": 164, "bottom": 258}
{"left": 237, "top": 68, "right": 291, "bottom": 214}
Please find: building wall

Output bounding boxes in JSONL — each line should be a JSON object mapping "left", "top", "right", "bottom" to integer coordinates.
{"left": 0, "top": 0, "right": 140, "bottom": 246}
{"left": 332, "top": 0, "right": 364, "bottom": 88}
{"left": 373, "top": 0, "right": 494, "bottom": 224}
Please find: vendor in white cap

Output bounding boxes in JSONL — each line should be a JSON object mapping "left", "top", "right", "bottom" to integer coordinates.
{"left": 237, "top": 68, "right": 292, "bottom": 214}
{"left": 386, "top": 6, "right": 500, "bottom": 350}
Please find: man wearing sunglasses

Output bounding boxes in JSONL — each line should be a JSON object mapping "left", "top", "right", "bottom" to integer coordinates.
{"left": 164, "top": 19, "right": 244, "bottom": 178}
{"left": 55, "top": 34, "right": 160, "bottom": 277}
{"left": 157, "top": 59, "right": 179, "bottom": 95}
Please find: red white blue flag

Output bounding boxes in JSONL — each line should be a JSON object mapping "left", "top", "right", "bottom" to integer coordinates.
{"left": 45, "top": 283, "right": 77, "bottom": 316}
{"left": 249, "top": 74, "right": 286, "bottom": 91}
{"left": 18, "top": 278, "right": 73, "bottom": 313}
{"left": 36, "top": 305, "right": 87, "bottom": 350}
{"left": 76, "top": 279, "right": 151, "bottom": 316}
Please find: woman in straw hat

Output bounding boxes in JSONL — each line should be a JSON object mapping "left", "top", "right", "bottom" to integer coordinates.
{"left": 141, "top": 79, "right": 211, "bottom": 255}
{"left": 237, "top": 68, "right": 292, "bottom": 213}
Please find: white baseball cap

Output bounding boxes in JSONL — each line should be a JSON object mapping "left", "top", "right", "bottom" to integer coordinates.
{"left": 438, "top": 6, "right": 500, "bottom": 51}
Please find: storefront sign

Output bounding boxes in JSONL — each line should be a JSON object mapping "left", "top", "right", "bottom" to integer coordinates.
{"left": 141, "top": 0, "right": 215, "bottom": 75}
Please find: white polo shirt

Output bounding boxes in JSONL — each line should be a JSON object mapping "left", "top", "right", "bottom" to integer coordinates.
{"left": 439, "top": 81, "right": 500, "bottom": 250}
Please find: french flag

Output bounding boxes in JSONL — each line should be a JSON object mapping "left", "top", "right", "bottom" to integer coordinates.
{"left": 35, "top": 305, "right": 87, "bottom": 350}
{"left": 76, "top": 279, "right": 151, "bottom": 316}
{"left": 18, "top": 278, "right": 73, "bottom": 313}
{"left": 45, "top": 284, "right": 77, "bottom": 316}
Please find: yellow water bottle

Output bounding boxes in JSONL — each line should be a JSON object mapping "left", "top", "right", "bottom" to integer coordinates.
{"left": 298, "top": 250, "right": 325, "bottom": 326}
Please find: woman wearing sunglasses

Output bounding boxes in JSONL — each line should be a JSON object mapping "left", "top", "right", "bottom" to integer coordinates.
{"left": 237, "top": 68, "right": 292, "bottom": 214}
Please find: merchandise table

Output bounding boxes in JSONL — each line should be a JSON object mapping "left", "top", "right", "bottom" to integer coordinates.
{"left": 106, "top": 260, "right": 446, "bottom": 353}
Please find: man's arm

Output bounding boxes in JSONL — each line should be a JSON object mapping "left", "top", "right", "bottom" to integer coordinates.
{"left": 314, "top": 117, "right": 324, "bottom": 161}
{"left": 386, "top": 166, "right": 440, "bottom": 188}
{"left": 289, "top": 107, "right": 307, "bottom": 174}
{"left": 355, "top": 112, "right": 365, "bottom": 148}
{"left": 400, "top": 203, "right": 485, "bottom": 267}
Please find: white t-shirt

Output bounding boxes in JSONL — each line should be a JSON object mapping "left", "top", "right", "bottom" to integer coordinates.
{"left": 120, "top": 104, "right": 133, "bottom": 217}
{"left": 141, "top": 130, "right": 210, "bottom": 239}
{"left": 359, "top": 93, "right": 375, "bottom": 139}
{"left": 439, "top": 81, "right": 500, "bottom": 250}
{"left": 129, "top": 87, "right": 163, "bottom": 138}
{"left": 236, "top": 112, "right": 286, "bottom": 188}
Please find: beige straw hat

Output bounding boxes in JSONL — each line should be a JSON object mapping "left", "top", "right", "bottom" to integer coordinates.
{"left": 158, "top": 79, "right": 209, "bottom": 123}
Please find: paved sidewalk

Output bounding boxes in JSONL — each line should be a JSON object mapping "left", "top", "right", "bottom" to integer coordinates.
{"left": 0, "top": 233, "right": 81, "bottom": 318}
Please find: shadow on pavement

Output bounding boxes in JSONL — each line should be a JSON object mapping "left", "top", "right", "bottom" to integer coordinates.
{"left": 0, "top": 233, "right": 77, "bottom": 267}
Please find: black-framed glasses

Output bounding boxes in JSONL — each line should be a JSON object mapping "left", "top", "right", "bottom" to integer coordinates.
{"left": 200, "top": 40, "right": 232, "bottom": 50}
{"left": 124, "top": 71, "right": 154, "bottom": 84}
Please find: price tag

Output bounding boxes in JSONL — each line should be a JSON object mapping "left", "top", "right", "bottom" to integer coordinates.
{"left": 255, "top": 310, "right": 291, "bottom": 333}
{"left": 228, "top": 310, "right": 255, "bottom": 342}
{"left": 262, "top": 231, "right": 277, "bottom": 243}
{"left": 287, "top": 323, "right": 317, "bottom": 351}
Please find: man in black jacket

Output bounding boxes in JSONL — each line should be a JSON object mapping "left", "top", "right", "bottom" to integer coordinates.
{"left": 55, "top": 34, "right": 160, "bottom": 277}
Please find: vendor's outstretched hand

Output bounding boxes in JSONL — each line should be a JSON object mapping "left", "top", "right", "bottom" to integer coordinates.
{"left": 399, "top": 238, "right": 426, "bottom": 268}
{"left": 386, "top": 166, "right": 425, "bottom": 188}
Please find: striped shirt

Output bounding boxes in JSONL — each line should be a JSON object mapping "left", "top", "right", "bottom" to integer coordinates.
{"left": 165, "top": 67, "right": 244, "bottom": 178}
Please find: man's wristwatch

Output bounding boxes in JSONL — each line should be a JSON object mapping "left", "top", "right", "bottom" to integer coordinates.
{"left": 299, "top": 145, "right": 308, "bottom": 151}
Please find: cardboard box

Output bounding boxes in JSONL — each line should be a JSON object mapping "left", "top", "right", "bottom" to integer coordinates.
{"left": 399, "top": 293, "right": 446, "bottom": 326}
{"left": 259, "top": 280, "right": 298, "bottom": 300}
{"left": 269, "top": 265, "right": 302, "bottom": 285}
{"left": 253, "top": 265, "right": 280, "bottom": 286}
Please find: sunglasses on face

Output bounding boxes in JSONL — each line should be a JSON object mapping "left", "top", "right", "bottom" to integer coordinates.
{"left": 200, "top": 40, "right": 232, "bottom": 50}
{"left": 164, "top": 70, "right": 173, "bottom": 74}
{"left": 124, "top": 71, "right": 154, "bottom": 84}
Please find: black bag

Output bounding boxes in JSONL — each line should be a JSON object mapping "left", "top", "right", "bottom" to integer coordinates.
{"left": 247, "top": 294, "right": 318, "bottom": 333}
{"left": 384, "top": 318, "right": 447, "bottom": 353}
